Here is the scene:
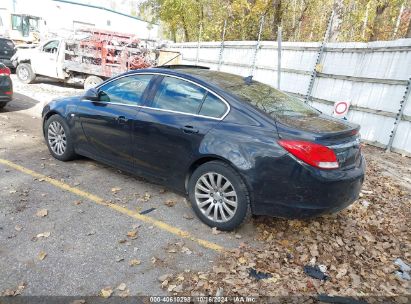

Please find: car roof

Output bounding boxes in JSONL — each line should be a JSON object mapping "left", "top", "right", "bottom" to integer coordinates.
{"left": 0, "top": 37, "right": 14, "bottom": 42}
{"left": 131, "top": 67, "right": 248, "bottom": 91}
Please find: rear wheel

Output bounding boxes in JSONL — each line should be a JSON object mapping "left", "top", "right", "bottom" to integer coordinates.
{"left": 188, "top": 161, "right": 250, "bottom": 231}
{"left": 16, "top": 63, "right": 36, "bottom": 84}
{"left": 84, "top": 75, "right": 103, "bottom": 90}
{"left": 44, "top": 115, "right": 76, "bottom": 161}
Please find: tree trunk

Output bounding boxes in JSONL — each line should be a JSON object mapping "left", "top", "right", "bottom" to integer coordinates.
{"left": 407, "top": 16, "right": 411, "bottom": 38}
{"left": 329, "top": 0, "right": 344, "bottom": 42}
{"left": 369, "top": 1, "right": 389, "bottom": 41}
{"left": 181, "top": 15, "right": 190, "bottom": 41}
{"left": 272, "top": 0, "right": 282, "bottom": 40}
{"left": 293, "top": 0, "right": 308, "bottom": 41}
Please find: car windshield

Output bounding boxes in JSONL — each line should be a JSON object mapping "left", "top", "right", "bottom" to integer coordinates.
{"left": 181, "top": 69, "right": 320, "bottom": 119}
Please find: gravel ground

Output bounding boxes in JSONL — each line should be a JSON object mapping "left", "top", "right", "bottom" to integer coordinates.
{"left": 0, "top": 76, "right": 410, "bottom": 301}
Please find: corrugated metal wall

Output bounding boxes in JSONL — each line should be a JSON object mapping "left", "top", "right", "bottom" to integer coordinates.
{"left": 168, "top": 39, "right": 411, "bottom": 155}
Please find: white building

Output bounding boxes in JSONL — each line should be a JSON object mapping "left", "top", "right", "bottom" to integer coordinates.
{"left": 0, "top": 0, "right": 159, "bottom": 41}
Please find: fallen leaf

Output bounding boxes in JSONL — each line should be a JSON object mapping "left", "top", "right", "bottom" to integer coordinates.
{"left": 36, "top": 209, "right": 48, "bottom": 217}
{"left": 183, "top": 213, "right": 194, "bottom": 220}
{"left": 38, "top": 251, "right": 47, "bottom": 261}
{"left": 181, "top": 246, "right": 192, "bottom": 255}
{"left": 36, "top": 232, "right": 51, "bottom": 239}
{"left": 212, "top": 227, "right": 221, "bottom": 235}
{"left": 117, "top": 283, "right": 127, "bottom": 291}
{"left": 127, "top": 230, "right": 138, "bottom": 239}
{"left": 129, "top": 259, "right": 141, "bottom": 266}
{"left": 70, "top": 300, "right": 86, "bottom": 304}
{"left": 73, "top": 200, "right": 82, "bottom": 205}
{"left": 139, "top": 192, "right": 151, "bottom": 202}
{"left": 99, "top": 287, "right": 113, "bottom": 298}
{"left": 118, "top": 289, "right": 130, "bottom": 298}
{"left": 164, "top": 200, "right": 176, "bottom": 207}
{"left": 14, "top": 225, "right": 22, "bottom": 232}
{"left": 350, "top": 273, "right": 361, "bottom": 288}
{"left": 111, "top": 187, "right": 122, "bottom": 193}
{"left": 238, "top": 257, "right": 246, "bottom": 264}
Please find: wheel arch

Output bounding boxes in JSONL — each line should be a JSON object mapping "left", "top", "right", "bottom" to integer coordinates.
{"left": 184, "top": 155, "right": 255, "bottom": 211}
{"left": 42, "top": 111, "right": 62, "bottom": 135}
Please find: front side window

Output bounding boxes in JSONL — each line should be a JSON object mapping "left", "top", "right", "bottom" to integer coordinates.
{"left": 151, "top": 76, "right": 206, "bottom": 115}
{"left": 98, "top": 74, "right": 153, "bottom": 106}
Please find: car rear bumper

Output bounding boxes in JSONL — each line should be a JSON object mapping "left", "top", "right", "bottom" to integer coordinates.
{"left": 0, "top": 76, "right": 13, "bottom": 104}
{"left": 249, "top": 155, "right": 365, "bottom": 219}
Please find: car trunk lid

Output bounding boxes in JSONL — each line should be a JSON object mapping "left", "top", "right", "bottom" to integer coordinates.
{"left": 276, "top": 114, "right": 362, "bottom": 169}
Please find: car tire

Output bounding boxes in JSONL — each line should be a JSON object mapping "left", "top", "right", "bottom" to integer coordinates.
{"left": 16, "top": 63, "right": 36, "bottom": 84}
{"left": 0, "top": 104, "right": 5, "bottom": 109}
{"left": 84, "top": 75, "right": 103, "bottom": 90}
{"left": 188, "top": 161, "right": 250, "bottom": 231}
{"left": 44, "top": 114, "right": 76, "bottom": 161}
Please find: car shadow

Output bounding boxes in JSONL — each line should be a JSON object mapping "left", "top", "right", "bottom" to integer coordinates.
{"left": 30, "top": 76, "right": 83, "bottom": 89}
{"left": 0, "top": 92, "right": 40, "bottom": 113}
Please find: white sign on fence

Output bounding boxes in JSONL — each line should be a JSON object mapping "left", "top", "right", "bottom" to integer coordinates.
{"left": 332, "top": 101, "right": 351, "bottom": 119}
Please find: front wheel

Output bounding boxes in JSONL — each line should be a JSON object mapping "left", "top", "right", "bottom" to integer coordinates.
{"left": 44, "top": 114, "right": 76, "bottom": 161}
{"left": 188, "top": 161, "right": 250, "bottom": 231}
{"left": 16, "top": 63, "right": 36, "bottom": 84}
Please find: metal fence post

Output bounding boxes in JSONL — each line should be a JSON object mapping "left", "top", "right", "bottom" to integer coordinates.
{"left": 277, "top": 26, "right": 282, "bottom": 90}
{"left": 196, "top": 23, "right": 203, "bottom": 66}
{"left": 217, "top": 19, "right": 227, "bottom": 71}
{"left": 250, "top": 15, "right": 265, "bottom": 76}
{"left": 305, "top": 10, "right": 334, "bottom": 103}
{"left": 386, "top": 77, "right": 411, "bottom": 152}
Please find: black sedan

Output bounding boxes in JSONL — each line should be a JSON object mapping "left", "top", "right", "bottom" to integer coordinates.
{"left": 42, "top": 67, "right": 365, "bottom": 230}
{"left": 0, "top": 62, "right": 13, "bottom": 109}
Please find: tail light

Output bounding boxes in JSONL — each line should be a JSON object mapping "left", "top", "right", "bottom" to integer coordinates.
{"left": 0, "top": 67, "right": 11, "bottom": 76}
{"left": 278, "top": 139, "right": 339, "bottom": 170}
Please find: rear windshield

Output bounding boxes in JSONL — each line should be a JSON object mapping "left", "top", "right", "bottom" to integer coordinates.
{"left": 180, "top": 69, "right": 320, "bottom": 119}
{"left": 226, "top": 82, "right": 320, "bottom": 119}
{"left": 0, "top": 39, "right": 15, "bottom": 50}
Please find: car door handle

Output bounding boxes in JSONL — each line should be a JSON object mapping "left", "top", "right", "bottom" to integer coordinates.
{"left": 181, "top": 125, "right": 199, "bottom": 134}
{"left": 117, "top": 116, "right": 128, "bottom": 124}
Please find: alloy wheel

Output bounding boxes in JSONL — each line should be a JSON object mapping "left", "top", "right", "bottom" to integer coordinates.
{"left": 47, "top": 121, "right": 67, "bottom": 156}
{"left": 194, "top": 172, "right": 238, "bottom": 223}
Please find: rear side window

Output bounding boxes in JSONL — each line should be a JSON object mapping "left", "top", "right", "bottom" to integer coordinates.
{"left": 98, "top": 74, "right": 152, "bottom": 105}
{"left": 151, "top": 76, "right": 206, "bottom": 114}
{"left": 199, "top": 93, "right": 227, "bottom": 118}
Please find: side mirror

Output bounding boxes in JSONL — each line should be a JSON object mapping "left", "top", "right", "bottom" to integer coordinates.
{"left": 83, "top": 88, "right": 99, "bottom": 101}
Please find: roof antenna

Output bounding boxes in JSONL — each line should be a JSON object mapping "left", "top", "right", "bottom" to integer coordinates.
{"left": 244, "top": 75, "right": 253, "bottom": 85}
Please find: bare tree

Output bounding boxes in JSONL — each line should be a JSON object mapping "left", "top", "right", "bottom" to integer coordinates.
{"left": 407, "top": 15, "right": 411, "bottom": 38}
{"left": 329, "top": 0, "right": 344, "bottom": 42}
{"left": 369, "top": 1, "right": 390, "bottom": 41}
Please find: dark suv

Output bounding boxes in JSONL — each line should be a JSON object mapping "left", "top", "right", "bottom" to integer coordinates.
{"left": 0, "top": 37, "right": 16, "bottom": 70}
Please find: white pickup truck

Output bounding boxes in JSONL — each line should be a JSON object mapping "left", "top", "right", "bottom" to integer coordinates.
{"left": 11, "top": 30, "right": 163, "bottom": 89}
